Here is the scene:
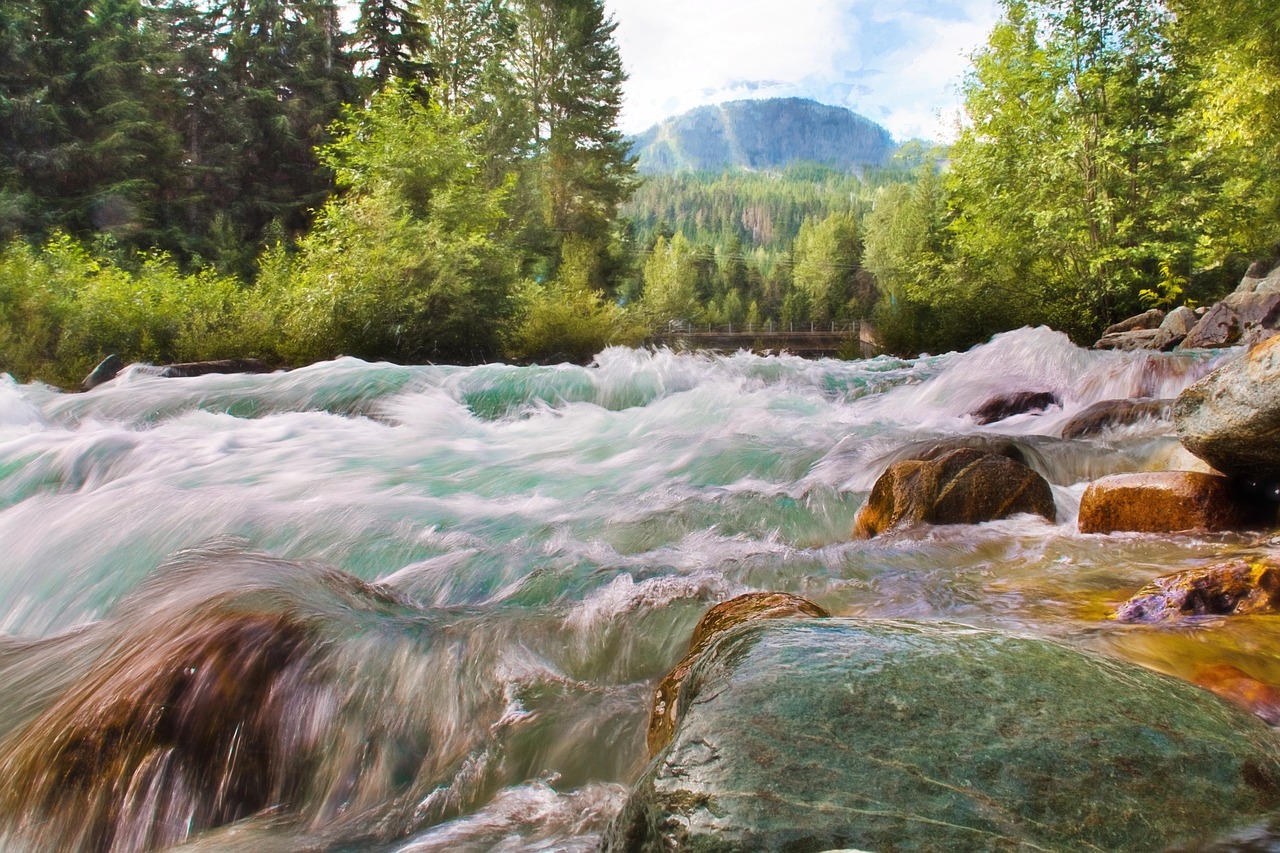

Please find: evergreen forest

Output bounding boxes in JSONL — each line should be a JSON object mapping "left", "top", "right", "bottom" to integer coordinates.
{"left": 1, "top": 0, "right": 1279, "bottom": 386}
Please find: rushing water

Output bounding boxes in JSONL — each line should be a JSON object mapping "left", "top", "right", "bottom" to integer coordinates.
{"left": 0, "top": 325, "right": 1273, "bottom": 851}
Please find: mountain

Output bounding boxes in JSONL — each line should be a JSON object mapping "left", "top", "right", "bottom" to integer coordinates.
{"left": 628, "top": 98, "right": 897, "bottom": 175}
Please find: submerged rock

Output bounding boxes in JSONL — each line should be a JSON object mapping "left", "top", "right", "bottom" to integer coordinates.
{"left": 1060, "top": 398, "right": 1173, "bottom": 439}
{"left": 969, "top": 389, "right": 1059, "bottom": 424}
{"left": 1114, "top": 557, "right": 1280, "bottom": 622}
{"left": 1175, "top": 335, "right": 1280, "bottom": 484}
{"left": 1194, "top": 664, "right": 1280, "bottom": 727}
{"left": 647, "top": 592, "right": 829, "bottom": 756}
{"left": 604, "top": 619, "right": 1280, "bottom": 852}
{"left": 853, "top": 448, "right": 1055, "bottom": 538}
{"left": 1079, "top": 471, "right": 1272, "bottom": 534}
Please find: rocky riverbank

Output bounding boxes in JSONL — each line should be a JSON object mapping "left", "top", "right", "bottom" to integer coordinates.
{"left": 609, "top": 328, "right": 1280, "bottom": 851}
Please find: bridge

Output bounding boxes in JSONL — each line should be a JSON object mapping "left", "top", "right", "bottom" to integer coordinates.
{"left": 648, "top": 322, "right": 881, "bottom": 359}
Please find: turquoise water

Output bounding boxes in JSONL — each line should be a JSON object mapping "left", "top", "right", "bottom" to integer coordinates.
{"left": 0, "top": 327, "right": 1268, "bottom": 851}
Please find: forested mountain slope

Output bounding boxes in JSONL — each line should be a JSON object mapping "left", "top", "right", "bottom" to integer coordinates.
{"left": 628, "top": 98, "right": 896, "bottom": 175}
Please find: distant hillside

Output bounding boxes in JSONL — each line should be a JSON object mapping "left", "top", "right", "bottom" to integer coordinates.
{"left": 629, "top": 98, "right": 897, "bottom": 175}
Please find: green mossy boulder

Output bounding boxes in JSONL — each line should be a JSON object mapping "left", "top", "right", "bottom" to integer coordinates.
{"left": 605, "top": 619, "right": 1280, "bottom": 853}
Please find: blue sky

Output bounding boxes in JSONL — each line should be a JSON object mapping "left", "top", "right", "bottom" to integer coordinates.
{"left": 601, "top": 0, "right": 1002, "bottom": 141}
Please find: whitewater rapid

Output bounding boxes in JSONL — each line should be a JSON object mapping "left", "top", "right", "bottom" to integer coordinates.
{"left": 0, "top": 327, "right": 1263, "bottom": 850}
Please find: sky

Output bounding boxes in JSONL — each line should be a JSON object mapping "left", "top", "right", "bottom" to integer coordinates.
{"left": 601, "top": 0, "right": 1002, "bottom": 142}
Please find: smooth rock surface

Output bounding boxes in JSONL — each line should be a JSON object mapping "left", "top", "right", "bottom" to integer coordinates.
{"left": 969, "top": 390, "right": 1059, "bottom": 424}
{"left": 853, "top": 448, "right": 1055, "bottom": 538}
{"left": 1079, "top": 471, "right": 1271, "bottom": 534}
{"left": 1061, "top": 398, "right": 1172, "bottom": 439}
{"left": 1094, "top": 328, "right": 1166, "bottom": 351}
{"left": 1175, "top": 335, "right": 1280, "bottom": 482}
{"left": 1114, "top": 557, "right": 1280, "bottom": 622}
{"left": 604, "top": 619, "right": 1280, "bottom": 853}
{"left": 647, "top": 592, "right": 829, "bottom": 756}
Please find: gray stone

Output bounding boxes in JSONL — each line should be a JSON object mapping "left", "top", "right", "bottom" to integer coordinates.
{"left": 1094, "top": 328, "right": 1166, "bottom": 351}
{"left": 1237, "top": 261, "right": 1280, "bottom": 294}
{"left": 1178, "top": 292, "right": 1280, "bottom": 349}
{"left": 604, "top": 619, "right": 1280, "bottom": 853}
{"left": 1175, "top": 334, "right": 1280, "bottom": 481}
{"left": 1104, "top": 308, "right": 1166, "bottom": 335}
{"left": 1159, "top": 305, "right": 1198, "bottom": 342}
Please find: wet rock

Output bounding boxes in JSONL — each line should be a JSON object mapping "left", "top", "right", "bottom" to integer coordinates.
{"left": 880, "top": 435, "right": 1041, "bottom": 470}
{"left": 1175, "top": 335, "right": 1280, "bottom": 483}
{"left": 1060, "top": 398, "right": 1173, "bottom": 439}
{"left": 853, "top": 448, "right": 1055, "bottom": 539}
{"left": 647, "top": 592, "right": 829, "bottom": 756}
{"left": 1078, "top": 471, "right": 1272, "bottom": 534}
{"left": 969, "top": 390, "right": 1060, "bottom": 424}
{"left": 1179, "top": 292, "right": 1280, "bottom": 349}
{"left": 81, "top": 354, "right": 124, "bottom": 391}
{"left": 1194, "top": 664, "right": 1280, "bottom": 726}
{"left": 1104, "top": 308, "right": 1166, "bottom": 335}
{"left": 603, "top": 619, "right": 1280, "bottom": 853}
{"left": 1113, "top": 557, "right": 1280, "bottom": 622}
{"left": 157, "top": 358, "right": 273, "bottom": 378}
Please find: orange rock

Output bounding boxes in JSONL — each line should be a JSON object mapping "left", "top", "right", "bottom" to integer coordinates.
{"left": 1194, "top": 664, "right": 1280, "bottom": 726}
{"left": 854, "top": 448, "right": 1055, "bottom": 539}
{"left": 1078, "top": 471, "right": 1274, "bottom": 534}
{"left": 647, "top": 592, "right": 829, "bottom": 756}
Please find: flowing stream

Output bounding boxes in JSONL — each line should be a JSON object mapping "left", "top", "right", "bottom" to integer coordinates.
{"left": 0, "top": 325, "right": 1274, "bottom": 851}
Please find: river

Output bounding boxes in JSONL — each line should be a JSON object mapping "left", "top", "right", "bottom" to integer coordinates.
{"left": 0, "top": 325, "right": 1271, "bottom": 851}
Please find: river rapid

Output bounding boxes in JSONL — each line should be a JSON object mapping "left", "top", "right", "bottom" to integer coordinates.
{"left": 0, "top": 325, "right": 1273, "bottom": 851}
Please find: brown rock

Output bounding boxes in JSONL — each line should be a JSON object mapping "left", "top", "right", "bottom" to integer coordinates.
{"left": 1104, "top": 308, "right": 1166, "bottom": 335}
{"left": 1078, "top": 471, "right": 1273, "bottom": 534}
{"left": 1178, "top": 291, "right": 1280, "bottom": 349}
{"left": 1060, "top": 398, "right": 1173, "bottom": 439}
{"left": 646, "top": 592, "right": 828, "bottom": 756}
{"left": 1114, "top": 557, "right": 1280, "bottom": 622}
{"left": 1194, "top": 664, "right": 1280, "bottom": 726}
{"left": 853, "top": 448, "right": 1056, "bottom": 539}
{"left": 969, "top": 390, "right": 1060, "bottom": 424}
{"left": 158, "top": 358, "right": 273, "bottom": 378}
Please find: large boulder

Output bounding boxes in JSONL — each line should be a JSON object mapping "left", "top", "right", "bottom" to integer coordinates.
{"left": 1104, "top": 308, "right": 1166, "bottom": 335}
{"left": 1061, "top": 398, "right": 1172, "bottom": 439}
{"left": 1094, "top": 328, "right": 1166, "bottom": 351}
{"left": 969, "top": 390, "right": 1059, "bottom": 424}
{"left": 1175, "top": 335, "right": 1280, "bottom": 484}
{"left": 604, "top": 619, "right": 1280, "bottom": 852}
{"left": 1078, "top": 471, "right": 1272, "bottom": 534}
{"left": 1237, "top": 260, "right": 1280, "bottom": 295}
{"left": 647, "top": 592, "right": 829, "bottom": 756}
{"left": 1113, "top": 557, "right": 1280, "bottom": 622}
{"left": 853, "top": 448, "right": 1055, "bottom": 538}
{"left": 1179, "top": 291, "right": 1280, "bottom": 349}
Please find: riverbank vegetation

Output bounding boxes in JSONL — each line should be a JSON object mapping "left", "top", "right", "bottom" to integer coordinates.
{"left": 1, "top": 0, "right": 1278, "bottom": 386}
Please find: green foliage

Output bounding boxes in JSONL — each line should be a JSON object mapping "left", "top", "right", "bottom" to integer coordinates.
{"left": 270, "top": 83, "right": 517, "bottom": 365}
{"left": 506, "top": 235, "right": 641, "bottom": 363}
{"left": 942, "top": 0, "right": 1200, "bottom": 342}
{"left": 640, "top": 234, "right": 703, "bottom": 328}
{"left": 0, "top": 235, "right": 246, "bottom": 386}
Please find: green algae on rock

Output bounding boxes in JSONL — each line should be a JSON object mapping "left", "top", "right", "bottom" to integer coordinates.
{"left": 605, "top": 619, "right": 1280, "bottom": 853}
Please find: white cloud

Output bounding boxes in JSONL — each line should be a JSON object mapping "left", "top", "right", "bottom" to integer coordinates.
{"left": 603, "top": 0, "right": 1000, "bottom": 141}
